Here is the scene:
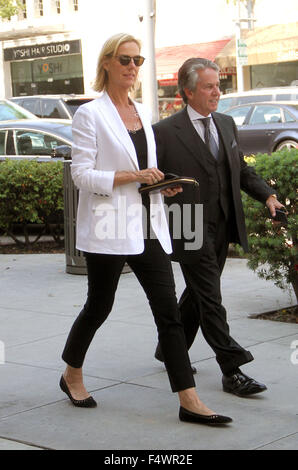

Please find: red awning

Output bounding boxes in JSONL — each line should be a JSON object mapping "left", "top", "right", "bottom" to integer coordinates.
{"left": 156, "top": 38, "right": 232, "bottom": 83}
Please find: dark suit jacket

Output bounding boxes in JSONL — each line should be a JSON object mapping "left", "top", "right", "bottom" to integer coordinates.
{"left": 153, "top": 107, "right": 275, "bottom": 263}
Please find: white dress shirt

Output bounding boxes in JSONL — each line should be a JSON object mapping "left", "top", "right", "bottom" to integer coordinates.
{"left": 187, "top": 104, "right": 219, "bottom": 148}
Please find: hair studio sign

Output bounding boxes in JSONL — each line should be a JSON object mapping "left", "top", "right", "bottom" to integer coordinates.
{"left": 4, "top": 40, "right": 81, "bottom": 61}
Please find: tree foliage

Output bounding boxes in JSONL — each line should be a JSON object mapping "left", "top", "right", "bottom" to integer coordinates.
{"left": 238, "top": 149, "right": 298, "bottom": 302}
{"left": 0, "top": 0, "right": 23, "bottom": 20}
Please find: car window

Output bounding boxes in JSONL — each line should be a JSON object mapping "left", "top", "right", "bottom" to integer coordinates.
{"left": 224, "top": 105, "right": 251, "bottom": 125}
{"left": 11, "top": 98, "right": 23, "bottom": 106}
{"left": 0, "top": 101, "right": 32, "bottom": 120}
{"left": 19, "top": 98, "right": 40, "bottom": 116}
{"left": 284, "top": 110, "right": 296, "bottom": 122}
{"left": 0, "top": 130, "right": 6, "bottom": 154}
{"left": 250, "top": 105, "right": 282, "bottom": 125}
{"left": 64, "top": 99, "right": 94, "bottom": 117}
{"left": 15, "top": 130, "right": 68, "bottom": 156}
{"left": 41, "top": 100, "right": 61, "bottom": 118}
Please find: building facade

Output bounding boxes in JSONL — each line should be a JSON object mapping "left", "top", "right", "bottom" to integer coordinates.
{"left": 0, "top": 0, "right": 143, "bottom": 98}
{"left": 0, "top": 1, "right": 87, "bottom": 97}
{"left": 0, "top": 1, "right": 297, "bottom": 114}
{"left": 215, "top": 22, "right": 298, "bottom": 92}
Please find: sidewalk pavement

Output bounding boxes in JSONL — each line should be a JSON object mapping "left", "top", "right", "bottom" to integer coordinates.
{"left": 0, "top": 253, "right": 297, "bottom": 451}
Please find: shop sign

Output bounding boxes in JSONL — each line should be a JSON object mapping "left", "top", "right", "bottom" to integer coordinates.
{"left": 38, "top": 62, "right": 63, "bottom": 74}
{"left": 4, "top": 40, "right": 81, "bottom": 61}
{"left": 237, "top": 39, "right": 248, "bottom": 66}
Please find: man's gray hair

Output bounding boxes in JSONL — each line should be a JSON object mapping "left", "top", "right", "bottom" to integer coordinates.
{"left": 178, "top": 58, "right": 220, "bottom": 104}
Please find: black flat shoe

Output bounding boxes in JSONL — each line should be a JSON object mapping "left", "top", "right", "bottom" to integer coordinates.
{"left": 155, "top": 346, "right": 198, "bottom": 374}
{"left": 222, "top": 372, "right": 267, "bottom": 397}
{"left": 179, "top": 406, "right": 232, "bottom": 425}
{"left": 59, "top": 375, "right": 97, "bottom": 408}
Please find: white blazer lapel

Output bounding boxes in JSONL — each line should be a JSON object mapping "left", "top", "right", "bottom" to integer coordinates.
{"left": 97, "top": 92, "right": 140, "bottom": 169}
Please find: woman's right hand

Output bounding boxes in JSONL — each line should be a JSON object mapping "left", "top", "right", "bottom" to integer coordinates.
{"left": 134, "top": 167, "right": 164, "bottom": 185}
{"left": 113, "top": 168, "right": 164, "bottom": 188}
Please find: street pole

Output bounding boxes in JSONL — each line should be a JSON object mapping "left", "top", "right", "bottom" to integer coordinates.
{"left": 235, "top": 0, "right": 244, "bottom": 92}
{"left": 140, "top": 0, "right": 159, "bottom": 123}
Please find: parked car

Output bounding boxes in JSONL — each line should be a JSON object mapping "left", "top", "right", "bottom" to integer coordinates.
{"left": 223, "top": 101, "right": 298, "bottom": 155}
{"left": 9, "top": 94, "right": 97, "bottom": 119}
{"left": 218, "top": 87, "right": 298, "bottom": 113}
{"left": 0, "top": 119, "right": 72, "bottom": 159}
{"left": 0, "top": 99, "right": 37, "bottom": 121}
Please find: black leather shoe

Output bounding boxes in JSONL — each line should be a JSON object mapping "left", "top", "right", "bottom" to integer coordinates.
{"left": 155, "top": 346, "right": 197, "bottom": 374}
{"left": 179, "top": 406, "right": 232, "bottom": 425}
{"left": 222, "top": 372, "right": 267, "bottom": 397}
{"left": 59, "top": 375, "right": 97, "bottom": 408}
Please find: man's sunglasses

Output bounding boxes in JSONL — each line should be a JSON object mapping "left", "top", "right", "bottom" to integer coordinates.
{"left": 115, "top": 55, "right": 145, "bottom": 66}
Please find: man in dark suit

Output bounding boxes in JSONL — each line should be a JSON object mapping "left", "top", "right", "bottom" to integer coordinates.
{"left": 153, "top": 58, "right": 285, "bottom": 397}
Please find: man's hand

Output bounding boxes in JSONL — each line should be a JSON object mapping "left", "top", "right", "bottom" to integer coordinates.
{"left": 266, "top": 194, "right": 286, "bottom": 218}
{"left": 161, "top": 186, "right": 183, "bottom": 197}
{"left": 266, "top": 195, "right": 288, "bottom": 226}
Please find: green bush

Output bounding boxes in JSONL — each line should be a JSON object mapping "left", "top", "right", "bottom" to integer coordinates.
{"left": 238, "top": 148, "right": 298, "bottom": 302}
{"left": 0, "top": 159, "right": 64, "bottom": 246}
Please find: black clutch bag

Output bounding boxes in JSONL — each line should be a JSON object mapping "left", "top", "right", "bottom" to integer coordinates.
{"left": 138, "top": 173, "right": 199, "bottom": 195}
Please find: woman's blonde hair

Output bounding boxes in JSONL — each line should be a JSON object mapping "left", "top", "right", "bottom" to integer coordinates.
{"left": 93, "top": 33, "right": 142, "bottom": 93}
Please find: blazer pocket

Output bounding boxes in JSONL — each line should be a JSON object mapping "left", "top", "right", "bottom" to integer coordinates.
{"left": 92, "top": 194, "right": 118, "bottom": 212}
{"left": 231, "top": 139, "right": 238, "bottom": 149}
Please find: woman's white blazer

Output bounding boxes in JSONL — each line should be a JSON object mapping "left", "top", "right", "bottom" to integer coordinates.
{"left": 71, "top": 91, "right": 172, "bottom": 255}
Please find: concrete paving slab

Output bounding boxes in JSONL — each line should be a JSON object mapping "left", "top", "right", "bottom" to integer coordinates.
{"left": 0, "top": 254, "right": 87, "bottom": 316}
{"left": 217, "top": 316, "right": 298, "bottom": 346}
{"left": 257, "top": 433, "right": 298, "bottom": 450}
{"left": 0, "top": 253, "right": 297, "bottom": 450}
{"left": 0, "top": 363, "right": 118, "bottom": 419}
{"left": 0, "top": 307, "right": 71, "bottom": 348}
{"left": 0, "top": 437, "right": 42, "bottom": 450}
{"left": 0, "top": 380, "right": 297, "bottom": 451}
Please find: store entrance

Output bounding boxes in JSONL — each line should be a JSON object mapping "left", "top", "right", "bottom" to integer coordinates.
{"left": 11, "top": 54, "right": 84, "bottom": 96}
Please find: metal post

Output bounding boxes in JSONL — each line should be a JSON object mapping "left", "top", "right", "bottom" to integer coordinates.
{"left": 140, "top": 0, "right": 159, "bottom": 123}
{"left": 235, "top": 0, "right": 244, "bottom": 92}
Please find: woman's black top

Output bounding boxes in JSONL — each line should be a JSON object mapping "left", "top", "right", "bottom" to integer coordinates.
{"left": 128, "top": 127, "right": 151, "bottom": 237}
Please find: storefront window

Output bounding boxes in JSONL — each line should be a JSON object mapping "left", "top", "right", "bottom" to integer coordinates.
{"left": 158, "top": 83, "right": 183, "bottom": 119}
{"left": 251, "top": 61, "right": 298, "bottom": 88}
{"left": 11, "top": 54, "right": 84, "bottom": 96}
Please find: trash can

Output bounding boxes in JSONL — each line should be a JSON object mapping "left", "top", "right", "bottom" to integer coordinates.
{"left": 63, "top": 160, "right": 87, "bottom": 274}
{"left": 63, "top": 160, "right": 131, "bottom": 275}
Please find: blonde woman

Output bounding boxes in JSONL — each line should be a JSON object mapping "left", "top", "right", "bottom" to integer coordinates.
{"left": 60, "top": 33, "right": 232, "bottom": 426}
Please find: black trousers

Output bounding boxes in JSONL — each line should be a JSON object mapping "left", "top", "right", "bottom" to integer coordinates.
{"left": 62, "top": 239, "right": 195, "bottom": 393}
{"left": 178, "top": 209, "right": 254, "bottom": 376}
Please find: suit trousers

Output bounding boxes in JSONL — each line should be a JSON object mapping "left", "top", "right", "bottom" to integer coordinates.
{"left": 62, "top": 238, "right": 195, "bottom": 393}
{"left": 179, "top": 208, "right": 254, "bottom": 376}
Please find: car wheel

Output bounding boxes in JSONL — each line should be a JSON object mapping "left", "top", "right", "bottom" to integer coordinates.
{"left": 275, "top": 140, "right": 298, "bottom": 151}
